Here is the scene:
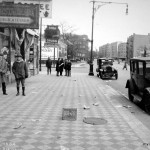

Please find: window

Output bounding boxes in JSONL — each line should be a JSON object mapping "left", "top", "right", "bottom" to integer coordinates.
{"left": 146, "top": 62, "right": 150, "bottom": 74}
{"left": 138, "top": 62, "right": 143, "bottom": 75}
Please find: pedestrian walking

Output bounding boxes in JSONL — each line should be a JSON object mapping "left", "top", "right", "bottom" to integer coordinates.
{"left": 123, "top": 61, "right": 127, "bottom": 70}
{"left": 64, "top": 59, "right": 68, "bottom": 76}
{"left": 12, "top": 53, "right": 28, "bottom": 96}
{"left": 56, "top": 58, "right": 60, "bottom": 76}
{"left": 0, "top": 52, "right": 8, "bottom": 95}
{"left": 59, "top": 58, "right": 64, "bottom": 76}
{"left": 66, "top": 59, "right": 72, "bottom": 77}
{"left": 46, "top": 57, "right": 52, "bottom": 75}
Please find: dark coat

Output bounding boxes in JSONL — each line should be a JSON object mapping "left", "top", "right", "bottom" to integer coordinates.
{"left": 12, "top": 60, "right": 28, "bottom": 79}
{"left": 46, "top": 59, "right": 52, "bottom": 68}
{"left": 56, "top": 60, "right": 60, "bottom": 72}
{"left": 59, "top": 60, "right": 64, "bottom": 72}
{"left": 66, "top": 62, "right": 72, "bottom": 70}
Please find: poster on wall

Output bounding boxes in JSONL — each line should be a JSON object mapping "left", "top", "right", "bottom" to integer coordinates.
{"left": 41, "top": 46, "right": 58, "bottom": 60}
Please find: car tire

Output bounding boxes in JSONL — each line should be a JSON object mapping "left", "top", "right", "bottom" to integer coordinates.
{"left": 143, "top": 91, "right": 150, "bottom": 115}
{"left": 97, "top": 74, "right": 99, "bottom": 77}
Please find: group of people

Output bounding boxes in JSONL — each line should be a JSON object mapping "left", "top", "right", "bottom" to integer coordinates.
{"left": 0, "top": 52, "right": 28, "bottom": 96}
{"left": 46, "top": 57, "right": 72, "bottom": 77}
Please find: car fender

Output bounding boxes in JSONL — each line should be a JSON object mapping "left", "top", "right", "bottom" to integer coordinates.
{"left": 126, "top": 79, "right": 134, "bottom": 88}
{"left": 125, "top": 79, "right": 130, "bottom": 88}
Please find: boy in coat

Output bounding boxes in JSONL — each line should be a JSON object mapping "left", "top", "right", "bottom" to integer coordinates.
{"left": 12, "top": 53, "right": 28, "bottom": 96}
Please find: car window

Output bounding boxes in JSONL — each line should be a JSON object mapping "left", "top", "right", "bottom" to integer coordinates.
{"left": 146, "top": 62, "right": 150, "bottom": 74}
{"left": 131, "top": 61, "right": 136, "bottom": 73}
{"left": 138, "top": 62, "right": 143, "bottom": 75}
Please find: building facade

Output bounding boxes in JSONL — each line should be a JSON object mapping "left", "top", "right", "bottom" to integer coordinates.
{"left": 126, "top": 33, "right": 150, "bottom": 62}
{"left": 118, "top": 42, "right": 127, "bottom": 60}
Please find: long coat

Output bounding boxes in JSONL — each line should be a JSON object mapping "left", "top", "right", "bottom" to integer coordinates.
{"left": 46, "top": 59, "right": 52, "bottom": 68}
{"left": 56, "top": 60, "right": 60, "bottom": 72}
{"left": 0, "top": 56, "right": 7, "bottom": 83}
{"left": 59, "top": 59, "right": 64, "bottom": 72}
{"left": 12, "top": 60, "right": 28, "bottom": 79}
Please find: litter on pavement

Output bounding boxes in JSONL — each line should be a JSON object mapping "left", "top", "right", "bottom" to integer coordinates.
{"left": 93, "top": 102, "right": 99, "bottom": 106}
{"left": 13, "top": 123, "right": 22, "bottom": 129}
{"left": 83, "top": 105, "right": 90, "bottom": 109}
{"left": 60, "top": 145, "right": 70, "bottom": 150}
{"left": 123, "top": 105, "right": 132, "bottom": 108}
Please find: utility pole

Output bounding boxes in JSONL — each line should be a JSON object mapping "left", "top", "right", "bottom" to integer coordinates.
{"left": 88, "top": 0, "right": 128, "bottom": 76}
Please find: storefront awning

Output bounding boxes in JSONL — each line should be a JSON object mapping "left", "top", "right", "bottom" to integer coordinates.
{"left": 26, "top": 29, "right": 39, "bottom": 37}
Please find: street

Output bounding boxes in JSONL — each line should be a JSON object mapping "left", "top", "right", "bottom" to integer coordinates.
{"left": 0, "top": 62, "right": 150, "bottom": 150}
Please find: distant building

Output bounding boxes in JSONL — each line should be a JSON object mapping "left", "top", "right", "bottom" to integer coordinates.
{"left": 118, "top": 42, "right": 127, "bottom": 60}
{"left": 68, "top": 34, "right": 89, "bottom": 60}
{"left": 99, "top": 42, "right": 121, "bottom": 59}
{"left": 126, "top": 33, "right": 150, "bottom": 62}
{"left": 111, "top": 42, "right": 121, "bottom": 59}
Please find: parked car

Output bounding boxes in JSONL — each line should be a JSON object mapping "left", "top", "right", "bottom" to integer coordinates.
{"left": 126, "top": 57, "right": 150, "bottom": 114}
{"left": 96, "top": 58, "right": 118, "bottom": 79}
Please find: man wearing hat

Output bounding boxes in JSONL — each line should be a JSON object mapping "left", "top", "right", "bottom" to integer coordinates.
{"left": 12, "top": 53, "right": 28, "bottom": 96}
{"left": 0, "top": 52, "right": 8, "bottom": 95}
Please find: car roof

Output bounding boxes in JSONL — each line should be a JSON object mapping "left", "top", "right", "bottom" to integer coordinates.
{"left": 131, "top": 57, "right": 150, "bottom": 61}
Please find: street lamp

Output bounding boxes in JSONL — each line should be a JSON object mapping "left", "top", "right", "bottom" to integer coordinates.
{"left": 89, "top": 0, "right": 128, "bottom": 76}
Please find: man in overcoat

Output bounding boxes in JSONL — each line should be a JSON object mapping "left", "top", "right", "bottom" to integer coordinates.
{"left": 0, "top": 53, "right": 8, "bottom": 95}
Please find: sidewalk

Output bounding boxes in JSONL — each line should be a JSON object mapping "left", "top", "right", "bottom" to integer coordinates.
{"left": 0, "top": 67, "right": 150, "bottom": 150}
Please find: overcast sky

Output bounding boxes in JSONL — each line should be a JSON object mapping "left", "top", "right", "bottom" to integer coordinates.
{"left": 42, "top": 0, "right": 150, "bottom": 50}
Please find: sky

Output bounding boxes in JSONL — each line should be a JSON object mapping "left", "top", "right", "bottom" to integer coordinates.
{"left": 42, "top": 0, "right": 150, "bottom": 50}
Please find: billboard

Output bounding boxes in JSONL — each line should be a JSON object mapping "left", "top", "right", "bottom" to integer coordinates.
{"left": 42, "top": 46, "right": 58, "bottom": 60}
{"left": 0, "top": 3, "right": 39, "bottom": 28}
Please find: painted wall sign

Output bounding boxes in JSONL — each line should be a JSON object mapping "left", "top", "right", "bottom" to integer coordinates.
{"left": 0, "top": 3, "right": 39, "bottom": 28}
{"left": 13, "top": 0, "right": 52, "bottom": 18}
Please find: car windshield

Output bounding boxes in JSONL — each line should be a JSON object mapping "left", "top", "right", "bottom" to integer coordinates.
{"left": 101, "top": 60, "right": 112, "bottom": 66}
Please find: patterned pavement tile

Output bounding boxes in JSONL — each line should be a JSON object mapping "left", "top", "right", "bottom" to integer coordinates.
{"left": 0, "top": 71, "right": 150, "bottom": 150}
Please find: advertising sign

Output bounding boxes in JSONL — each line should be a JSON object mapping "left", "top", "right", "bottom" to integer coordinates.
{"left": 14, "top": 0, "right": 52, "bottom": 18}
{"left": 42, "top": 46, "right": 58, "bottom": 60}
{"left": 0, "top": 3, "right": 39, "bottom": 28}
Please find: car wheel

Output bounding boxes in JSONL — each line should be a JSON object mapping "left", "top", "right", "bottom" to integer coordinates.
{"left": 128, "top": 86, "right": 134, "bottom": 102}
{"left": 143, "top": 92, "right": 150, "bottom": 115}
{"left": 115, "top": 73, "right": 118, "bottom": 80}
{"left": 97, "top": 74, "right": 99, "bottom": 77}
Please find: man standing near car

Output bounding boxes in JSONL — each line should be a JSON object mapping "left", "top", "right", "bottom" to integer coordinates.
{"left": 12, "top": 53, "right": 28, "bottom": 96}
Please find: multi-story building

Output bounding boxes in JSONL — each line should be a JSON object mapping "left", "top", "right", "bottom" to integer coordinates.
{"left": 118, "top": 42, "right": 127, "bottom": 60}
{"left": 99, "top": 42, "right": 121, "bottom": 59}
{"left": 111, "top": 42, "right": 121, "bottom": 59}
{"left": 68, "top": 34, "right": 89, "bottom": 60}
{"left": 126, "top": 33, "right": 150, "bottom": 62}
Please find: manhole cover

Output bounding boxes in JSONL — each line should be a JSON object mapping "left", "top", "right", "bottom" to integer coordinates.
{"left": 83, "top": 117, "right": 107, "bottom": 125}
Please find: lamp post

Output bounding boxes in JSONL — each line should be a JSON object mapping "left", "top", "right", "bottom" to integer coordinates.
{"left": 89, "top": 0, "right": 128, "bottom": 76}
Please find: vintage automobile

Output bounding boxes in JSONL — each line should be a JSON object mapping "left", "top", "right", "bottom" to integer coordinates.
{"left": 96, "top": 58, "right": 118, "bottom": 79}
{"left": 126, "top": 57, "right": 150, "bottom": 114}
